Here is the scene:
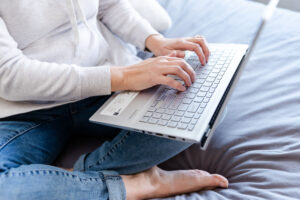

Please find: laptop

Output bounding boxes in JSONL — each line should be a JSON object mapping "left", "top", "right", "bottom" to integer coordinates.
{"left": 90, "top": 0, "right": 279, "bottom": 149}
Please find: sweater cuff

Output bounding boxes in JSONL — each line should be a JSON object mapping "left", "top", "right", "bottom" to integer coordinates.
{"left": 78, "top": 66, "right": 111, "bottom": 98}
{"left": 133, "top": 18, "right": 160, "bottom": 51}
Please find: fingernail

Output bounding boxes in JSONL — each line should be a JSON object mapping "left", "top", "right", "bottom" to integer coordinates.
{"left": 180, "top": 86, "right": 186, "bottom": 91}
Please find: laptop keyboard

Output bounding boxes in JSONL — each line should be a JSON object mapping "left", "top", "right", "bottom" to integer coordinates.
{"left": 139, "top": 47, "right": 238, "bottom": 131}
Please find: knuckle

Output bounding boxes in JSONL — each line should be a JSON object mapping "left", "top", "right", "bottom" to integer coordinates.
{"left": 176, "top": 39, "right": 185, "bottom": 45}
{"left": 174, "top": 66, "right": 182, "bottom": 73}
{"left": 166, "top": 79, "right": 174, "bottom": 86}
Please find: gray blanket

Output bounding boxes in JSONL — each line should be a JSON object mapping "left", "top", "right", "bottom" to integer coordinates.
{"left": 157, "top": 0, "right": 300, "bottom": 199}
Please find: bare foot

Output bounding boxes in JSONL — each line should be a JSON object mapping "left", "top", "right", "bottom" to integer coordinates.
{"left": 121, "top": 166, "right": 228, "bottom": 200}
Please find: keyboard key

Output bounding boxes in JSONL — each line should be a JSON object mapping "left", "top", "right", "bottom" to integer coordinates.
{"left": 206, "top": 77, "right": 215, "bottom": 82}
{"left": 151, "top": 101, "right": 158, "bottom": 107}
{"left": 177, "top": 123, "right": 188, "bottom": 130}
{"left": 203, "top": 82, "right": 212, "bottom": 87}
{"left": 177, "top": 92, "right": 186, "bottom": 99}
{"left": 197, "top": 108, "right": 204, "bottom": 114}
{"left": 206, "top": 93, "right": 213, "bottom": 98}
{"left": 158, "top": 119, "right": 168, "bottom": 126}
{"left": 203, "top": 97, "right": 210, "bottom": 103}
{"left": 215, "top": 64, "right": 223, "bottom": 69}
{"left": 167, "top": 121, "right": 178, "bottom": 128}
{"left": 171, "top": 115, "right": 181, "bottom": 122}
{"left": 200, "top": 86, "right": 209, "bottom": 92}
{"left": 149, "top": 118, "right": 158, "bottom": 124}
{"left": 185, "top": 112, "right": 195, "bottom": 118}
{"left": 188, "top": 124, "right": 195, "bottom": 131}
{"left": 166, "top": 110, "right": 175, "bottom": 115}
{"left": 212, "top": 68, "right": 220, "bottom": 73}
{"left": 210, "top": 72, "right": 218, "bottom": 77}
{"left": 197, "top": 92, "right": 206, "bottom": 97}
{"left": 178, "top": 104, "right": 188, "bottom": 111}
{"left": 187, "top": 103, "right": 200, "bottom": 113}
{"left": 140, "top": 116, "right": 149, "bottom": 123}
{"left": 192, "top": 83, "right": 202, "bottom": 88}
{"left": 216, "top": 75, "right": 222, "bottom": 80}
{"left": 183, "top": 98, "right": 193, "bottom": 104}
{"left": 181, "top": 117, "right": 192, "bottom": 124}
{"left": 156, "top": 108, "right": 165, "bottom": 114}
{"left": 144, "top": 112, "right": 152, "bottom": 117}
{"left": 200, "top": 103, "right": 207, "bottom": 108}
{"left": 196, "top": 78, "right": 205, "bottom": 84}
{"left": 186, "top": 93, "right": 196, "bottom": 99}
{"left": 162, "top": 114, "right": 172, "bottom": 120}
{"left": 175, "top": 111, "right": 184, "bottom": 116}
{"left": 152, "top": 113, "right": 162, "bottom": 119}
{"left": 212, "top": 83, "right": 218, "bottom": 88}
{"left": 188, "top": 88, "right": 199, "bottom": 94}
{"left": 217, "top": 61, "right": 225, "bottom": 65}
{"left": 209, "top": 88, "right": 216, "bottom": 93}
{"left": 191, "top": 118, "right": 198, "bottom": 125}
{"left": 169, "top": 99, "right": 181, "bottom": 109}
{"left": 194, "top": 113, "right": 201, "bottom": 119}
{"left": 148, "top": 107, "right": 156, "bottom": 112}
{"left": 194, "top": 97, "right": 203, "bottom": 103}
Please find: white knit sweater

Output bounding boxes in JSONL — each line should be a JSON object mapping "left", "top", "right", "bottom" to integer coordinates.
{"left": 0, "top": 0, "right": 158, "bottom": 118}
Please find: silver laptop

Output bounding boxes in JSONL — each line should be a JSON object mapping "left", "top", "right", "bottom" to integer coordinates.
{"left": 90, "top": 0, "right": 279, "bottom": 149}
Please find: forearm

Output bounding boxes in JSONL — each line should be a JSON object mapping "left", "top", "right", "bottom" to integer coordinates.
{"left": 0, "top": 55, "right": 111, "bottom": 102}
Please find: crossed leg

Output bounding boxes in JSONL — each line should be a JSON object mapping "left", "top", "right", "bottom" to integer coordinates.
{"left": 0, "top": 97, "right": 228, "bottom": 200}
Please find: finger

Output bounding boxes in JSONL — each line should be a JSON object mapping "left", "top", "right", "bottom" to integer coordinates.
{"left": 167, "top": 60, "right": 195, "bottom": 83}
{"left": 159, "top": 76, "right": 186, "bottom": 91}
{"left": 172, "top": 40, "right": 206, "bottom": 66}
{"left": 166, "top": 50, "right": 186, "bottom": 58}
{"left": 162, "top": 65, "right": 192, "bottom": 87}
{"left": 188, "top": 37, "right": 210, "bottom": 62}
{"left": 158, "top": 56, "right": 195, "bottom": 82}
{"left": 166, "top": 51, "right": 177, "bottom": 57}
{"left": 175, "top": 50, "right": 186, "bottom": 58}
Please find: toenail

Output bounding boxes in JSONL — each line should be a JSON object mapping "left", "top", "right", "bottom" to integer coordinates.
{"left": 219, "top": 181, "right": 228, "bottom": 188}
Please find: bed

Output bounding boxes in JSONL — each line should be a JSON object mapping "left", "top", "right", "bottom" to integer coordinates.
{"left": 155, "top": 0, "right": 300, "bottom": 199}
{"left": 56, "top": 0, "right": 300, "bottom": 199}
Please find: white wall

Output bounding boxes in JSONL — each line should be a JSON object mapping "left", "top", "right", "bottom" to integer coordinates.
{"left": 253, "top": 0, "right": 300, "bottom": 12}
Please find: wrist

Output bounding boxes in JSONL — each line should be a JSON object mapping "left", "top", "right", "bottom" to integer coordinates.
{"left": 145, "top": 34, "right": 164, "bottom": 54}
{"left": 110, "top": 67, "right": 126, "bottom": 92}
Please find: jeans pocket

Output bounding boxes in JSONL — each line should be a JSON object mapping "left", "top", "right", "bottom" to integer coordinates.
{"left": 0, "top": 121, "right": 41, "bottom": 150}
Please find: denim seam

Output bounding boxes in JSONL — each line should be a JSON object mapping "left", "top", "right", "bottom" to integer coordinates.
{"left": 0, "top": 123, "right": 43, "bottom": 151}
{"left": 87, "top": 131, "right": 131, "bottom": 169}
{"left": 0, "top": 114, "right": 69, "bottom": 152}
{"left": 1, "top": 169, "right": 104, "bottom": 182}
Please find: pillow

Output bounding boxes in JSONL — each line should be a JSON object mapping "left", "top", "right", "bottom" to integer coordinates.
{"left": 128, "top": 0, "right": 172, "bottom": 32}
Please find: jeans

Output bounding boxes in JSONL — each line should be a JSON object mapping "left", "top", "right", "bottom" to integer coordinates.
{"left": 0, "top": 96, "right": 191, "bottom": 200}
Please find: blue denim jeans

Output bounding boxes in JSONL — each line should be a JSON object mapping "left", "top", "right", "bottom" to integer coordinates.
{"left": 0, "top": 96, "right": 191, "bottom": 200}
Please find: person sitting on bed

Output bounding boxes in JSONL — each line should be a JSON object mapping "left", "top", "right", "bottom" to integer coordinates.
{"left": 0, "top": 0, "right": 228, "bottom": 199}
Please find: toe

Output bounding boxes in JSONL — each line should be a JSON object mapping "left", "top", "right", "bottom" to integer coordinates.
{"left": 210, "top": 174, "right": 229, "bottom": 188}
{"left": 195, "top": 173, "right": 229, "bottom": 189}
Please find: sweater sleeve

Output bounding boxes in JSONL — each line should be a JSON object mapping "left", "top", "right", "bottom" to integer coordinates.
{"left": 98, "top": 0, "right": 159, "bottom": 50}
{"left": 0, "top": 17, "right": 111, "bottom": 102}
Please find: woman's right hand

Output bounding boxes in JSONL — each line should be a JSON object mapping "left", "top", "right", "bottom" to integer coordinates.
{"left": 110, "top": 54, "right": 196, "bottom": 92}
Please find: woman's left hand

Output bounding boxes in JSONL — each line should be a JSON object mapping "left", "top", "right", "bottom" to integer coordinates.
{"left": 145, "top": 34, "right": 210, "bottom": 66}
